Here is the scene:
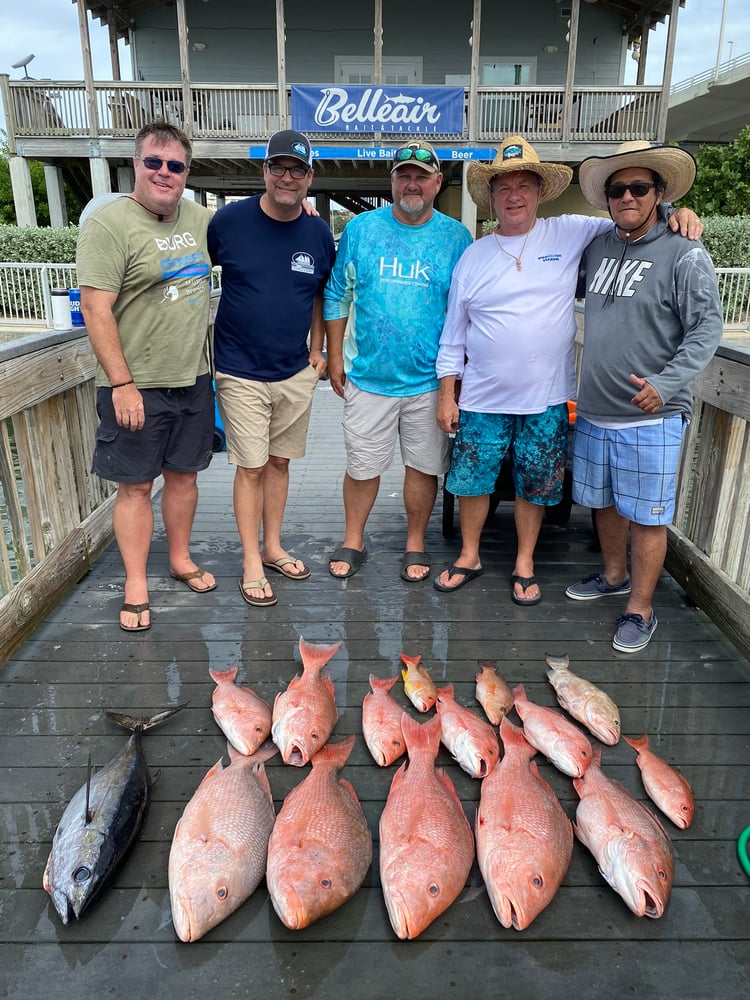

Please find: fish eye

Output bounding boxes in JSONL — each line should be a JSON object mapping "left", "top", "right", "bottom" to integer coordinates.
{"left": 391, "top": 739, "right": 402, "bottom": 748}
{"left": 532, "top": 874, "right": 544, "bottom": 888}
{"left": 657, "top": 869, "right": 667, "bottom": 880}
{"left": 581, "top": 749, "right": 589, "bottom": 757}
{"left": 320, "top": 877, "right": 332, "bottom": 889}
{"left": 428, "top": 883, "right": 440, "bottom": 897}
{"left": 73, "top": 866, "right": 91, "bottom": 883}
{"left": 311, "top": 732, "right": 318, "bottom": 741}
{"left": 216, "top": 885, "right": 229, "bottom": 899}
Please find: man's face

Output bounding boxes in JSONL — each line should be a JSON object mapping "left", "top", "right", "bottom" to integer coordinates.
{"left": 490, "top": 170, "right": 541, "bottom": 235}
{"left": 606, "top": 166, "right": 662, "bottom": 236}
{"left": 391, "top": 165, "right": 443, "bottom": 223}
{"left": 132, "top": 135, "right": 190, "bottom": 218}
{"left": 263, "top": 157, "right": 313, "bottom": 212}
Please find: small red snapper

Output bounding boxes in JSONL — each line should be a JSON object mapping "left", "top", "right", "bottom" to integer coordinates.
{"left": 435, "top": 682, "right": 500, "bottom": 779}
{"left": 400, "top": 652, "right": 437, "bottom": 712}
{"left": 545, "top": 653, "right": 621, "bottom": 745}
{"left": 271, "top": 637, "right": 341, "bottom": 766}
{"left": 573, "top": 748, "right": 674, "bottom": 918}
{"left": 379, "top": 712, "right": 474, "bottom": 940}
{"left": 209, "top": 665, "right": 272, "bottom": 756}
{"left": 168, "top": 742, "right": 277, "bottom": 942}
{"left": 476, "top": 718, "right": 573, "bottom": 930}
{"left": 475, "top": 660, "right": 514, "bottom": 725}
{"left": 623, "top": 733, "right": 695, "bottom": 829}
{"left": 266, "top": 735, "right": 372, "bottom": 930}
{"left": 512, "top": 683, "right": 593, "bottom": 778}
{"left": 362, "top": 674, "right": 406, "bottom": 766}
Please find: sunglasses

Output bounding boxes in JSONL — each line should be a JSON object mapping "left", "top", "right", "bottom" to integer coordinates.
{"left": 136, "top": 155, "right": 187, "bottom": 174}
{"left": 605, "top": 181, "right": 657, "bottom": 200}
{"left": 265, "top": 162, "right": 310, "bottom": 179}
{"left": 393, "top": 145, "right": 439, "bottom": 169}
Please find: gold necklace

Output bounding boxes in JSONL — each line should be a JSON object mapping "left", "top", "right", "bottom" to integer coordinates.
{"left": 492, "top": 225, "right": 532, "bottom": 271}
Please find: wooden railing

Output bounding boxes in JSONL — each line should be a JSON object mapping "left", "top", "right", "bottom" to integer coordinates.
{"left": 667, "top": 343, "right": 750, "bottom": 661}
{"left": 3, "top": 80, "right": 664, "bottom": 146}
{"left": 0, "top": 329, "right": 117, "bottom": 661}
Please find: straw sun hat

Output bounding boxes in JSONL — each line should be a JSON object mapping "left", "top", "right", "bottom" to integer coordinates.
{"left": 466, "top": 135, "right": 573, "bottom": 214}
{"left": 578, "top": 141, "right": 697, "bottom": 211}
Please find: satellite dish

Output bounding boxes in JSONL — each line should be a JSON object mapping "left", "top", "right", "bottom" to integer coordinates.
{"left": 11, "top": 54, "right": 35, "bottom": 79}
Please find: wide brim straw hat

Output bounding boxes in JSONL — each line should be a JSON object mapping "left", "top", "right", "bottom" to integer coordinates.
{"left": 466, "top": 135, "right": 573, "bottom": 213}
{"left": 579, "top": 140, "right": 697, "bottom": 211}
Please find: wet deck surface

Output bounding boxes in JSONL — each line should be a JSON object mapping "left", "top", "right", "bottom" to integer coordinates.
{"left": 2, "top": 382, "right": 749, "bottom": 1000}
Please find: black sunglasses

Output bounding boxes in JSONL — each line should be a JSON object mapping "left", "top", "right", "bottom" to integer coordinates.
{"left": 393, "top": 144, "right": 439, "bottom": 169}
{"left": 265, "top": 161, "right": 310, "bottom": 179}
{"left": 605, "top": 181, "right": 657, "bottom": 200}
{"left": 136, "top": 155, "right": 188, "bottom": 174}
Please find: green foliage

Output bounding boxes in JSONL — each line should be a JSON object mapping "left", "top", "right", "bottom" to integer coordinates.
{"left": 0, "top": 225, "right": 79, "bottom": 262}
{"left": 700, "top": 215, "right": 750, "bottom": 268}
{"left": 680, "top": 126, "right": 750, "bottom": 217}
{"left": 0, "top": 129, "right": 83, "bottom": 226}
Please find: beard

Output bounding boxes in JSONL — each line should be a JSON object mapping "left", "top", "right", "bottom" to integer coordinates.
{"left": 397, "top": 193, "right": 426, "bottom": 216}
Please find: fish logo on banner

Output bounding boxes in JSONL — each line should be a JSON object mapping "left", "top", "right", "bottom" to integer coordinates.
{"left": 291, "top": 85, "right": 465, "bottom": 135}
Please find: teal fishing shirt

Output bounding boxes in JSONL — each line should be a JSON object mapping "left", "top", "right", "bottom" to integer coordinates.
{"left": 323, "top": 206, "right": 472, "bottom": 397}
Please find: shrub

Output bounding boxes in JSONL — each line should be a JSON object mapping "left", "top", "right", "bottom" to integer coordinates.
{"left": 0, "top": 225, "right": 79, "bottom": 263}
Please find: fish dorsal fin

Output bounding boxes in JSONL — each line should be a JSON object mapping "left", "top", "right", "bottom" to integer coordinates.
{"left": 85, "top": 753, "right": 93, "bottom": 824}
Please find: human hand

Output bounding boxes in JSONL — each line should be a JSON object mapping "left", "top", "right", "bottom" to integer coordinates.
{"left": 669, "top": 207, "right": 703, "bottom": 240}
{"left": 630, "top": 374, "right": 663, "bottom": 413}
{"left": 309, "top": 349, "right": 328, "bottom": 377}
{"left": 113, "top": 382, "right": 145, "bottom": 431}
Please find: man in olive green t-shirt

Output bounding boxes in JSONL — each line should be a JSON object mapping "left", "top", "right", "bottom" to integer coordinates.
{"left": 77, "top": 122, "right": 216, "bottom": 632}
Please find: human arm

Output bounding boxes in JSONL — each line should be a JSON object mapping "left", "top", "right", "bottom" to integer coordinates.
{"left": 630, "top": 247, "right": 723, "bottom": 413}
{"left": 308, "top": 294, "right": 327, "bottom": 376}
{"left": 80, "top": 286, "right": 145, "bottom": 431}
{"left": 324, "top": 317, "right": 347, "bottom": 398}
{"left": 436, "top": 376, "right": 460, "bottom": 433}
{"left": 667, "top": 206, "right": 702, "bottom": 240}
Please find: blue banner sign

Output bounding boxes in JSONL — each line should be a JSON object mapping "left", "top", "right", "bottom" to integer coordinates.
{"left": 291, "top": 85, "right": 465, "bottom": 135}
{"left": 249, "top": 146, "right": 497, "bottom": 163}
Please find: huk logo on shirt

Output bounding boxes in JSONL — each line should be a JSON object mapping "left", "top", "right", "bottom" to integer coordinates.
{"left": 291, "top": 251, "right": 315, "bottom": 274}
{"left": 379, "top": 256, "right": 431, "bottom": 285}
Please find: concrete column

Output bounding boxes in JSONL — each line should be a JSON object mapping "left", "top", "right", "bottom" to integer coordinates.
{"left": 44, "top": 165, "right": 68, "bottom": 228}
{"left": 315, "top": 191, "right": 331, "bottom": 227}
{"left": 215, "top": 195, "right": 226, "bottom": 210}
{"left": 116, "top": 166, "right": 135, "bottom": 193}
{"left": 9, "top": 156, "right": 37, "bottom": 227}
{"left": 89, "top": 158, "right": 112, "bottom": 198}
{"left": 193, "top": 188, "right": 208, "bottom": 207}
{"left": 460, "top": 163, "right": 478, "bottom": 238}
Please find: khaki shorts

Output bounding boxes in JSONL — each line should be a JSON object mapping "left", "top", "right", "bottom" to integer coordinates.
{"left": 215, "top": 365, "right": 319, "bottom": 468}
{"left": 343, "top": 381, "right": 451, "bottom": 480}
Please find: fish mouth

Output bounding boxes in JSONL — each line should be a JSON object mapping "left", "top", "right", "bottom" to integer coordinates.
{"left": 382, "top": 889, "right": 414, "bottom": 940}
{"left": 49, "top": 887, "right": 75, "bottom": 925}
{"left": 637, "top": 881, "right": 665, "bottom": 919}
{"left": 285, "top": 744, "right": 307, "bottom": 766}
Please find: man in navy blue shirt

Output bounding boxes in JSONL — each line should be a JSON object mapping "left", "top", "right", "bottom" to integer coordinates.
{"left": 209, "top": 130, "right": 335, "bottom": 607}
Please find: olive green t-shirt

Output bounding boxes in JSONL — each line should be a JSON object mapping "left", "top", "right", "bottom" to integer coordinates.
{"left": 76, "top": 196, "right": 212, "bottom": 388}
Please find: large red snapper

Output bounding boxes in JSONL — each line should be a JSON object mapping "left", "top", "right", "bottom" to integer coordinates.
{"left": 623, "top": 733, "right": 695, "bottom": 829}
{"left": 379, "top": 712, "right": 474, "bottom": 940}
{"left": 476, "top": 718, "right": 573, "bottom": 930}
{"left": 400, "top": 652, "right": 437, "bottom": 712}
{"left": 168, "top": 742, "right": 277, "bottom": 942}
{"left": 435, "top": 682, "right": 500, "bottom": 778}
{"left": 266, "top": 735, "right": 372, "bottom": 929}
{"left": 475, "top": 660, "right": 514, "bottom": 725}
{"left": 512, "top": 683, "right": 593, "bottom": 777}
{"left": 362, "top": 673, "right": 406, "bottom": 766}
{"left": 271, "top": 637, "right": 341, "bottom": 766}
{"left": 209, "top": 665, "right": 272, "bottom": 755}
{"left": 573, "top": 748, "right": 674, "bottom": 918}
{"left": 545, "top": 653, "right": 621, "bottom": 745}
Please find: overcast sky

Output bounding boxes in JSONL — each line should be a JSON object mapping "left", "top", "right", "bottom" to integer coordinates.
{"left": 1, "top": 1, "right": 748, "bottom": 119}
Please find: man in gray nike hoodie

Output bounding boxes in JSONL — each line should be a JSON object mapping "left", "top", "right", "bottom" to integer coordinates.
{"left": 566, "top": 141, "right": 723, "bottom": 653}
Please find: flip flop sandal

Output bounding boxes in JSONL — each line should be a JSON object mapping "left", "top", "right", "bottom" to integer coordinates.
{"left": 120, "top": 602, "right": 151, "bottom": 631}
{"left": 328, "top": 546, "right": 367, "bottom": 579}
{"left": 511, "top": 574, "right": 542, "bottom": 606}
{"left": 170, "top": 567, "right": 217, "bottom": 593}
{"left": 433, "top": 565, "right": 483, "bottom": 593}
{"left": 400, "top": 551, "right": 432, "bottom": 582}
{"left": 239, "top": 577, "right": 278, "bottom": 607}
{"left": 262, "top": 556, "right": 311, "bottom": 580}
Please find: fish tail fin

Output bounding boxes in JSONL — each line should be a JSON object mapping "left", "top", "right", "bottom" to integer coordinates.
{"left": 399, "top": 651, "right": 422, "bottom": 670}
{"left": 369, "top": 673, "right": 399, "bottom": 692}
{"left": 401, "top": 712, "right": 441, "bottom": 757}
{"left": 436, "top": 682, "right": 454, "bottom": 702}
{"left": 105, "top": 704, "right": 187, "bottom": 733}
{"left": 311, "top": 734, "right": 356, "bottom": 769}
{"left": 512, "top": 683, "right": 527, "bottom": 702}
{"left": 209, "top": 665, "right": 239, "bottom": 684}
{"left": 298, "top": 636, "right": 342, "bottom": 672}
{"left": 623, "top": 733, "right": 649, "bottom": 753}
{"left": 545, "top": 652, "right": 570, "bottom": 671}
{"left": 475, "top": 661, "right": 497, "bottom": 682}
{"left": 499, "top": 716, "right": 533, "bottom": 754}
{"left": 250, "top": 739, "right": 280, "bottom": 763}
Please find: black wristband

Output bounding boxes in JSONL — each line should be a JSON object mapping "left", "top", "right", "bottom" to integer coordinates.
{"left": 111, "top": 379, "right": 135, "bottom": 389}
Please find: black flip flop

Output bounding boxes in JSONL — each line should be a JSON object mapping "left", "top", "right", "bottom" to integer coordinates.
{"left": 511, "top": 574, "right": 542, "bottom": 606}
{"left": 329, "top": 546, "right": 367, "bottom": 579}
{"left": 433, "top": 565, "right": 483, "bottom": 593}
{"left": 400, "top": 551, "right": 432, "bottom": 582}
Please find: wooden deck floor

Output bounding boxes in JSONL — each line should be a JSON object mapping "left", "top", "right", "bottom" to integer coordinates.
{"left": 2, "top": 383, "right": 749, "bottom": 1000}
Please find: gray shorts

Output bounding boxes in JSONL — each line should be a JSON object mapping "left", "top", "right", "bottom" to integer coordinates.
{"left": 342, "top": 381, "right": 451, "bottom": 480}
{"left": 91, "top": 373, "right": 214, "bottom": 483}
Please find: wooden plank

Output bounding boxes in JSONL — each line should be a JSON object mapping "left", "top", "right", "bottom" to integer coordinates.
{"left": 692, "top": 351, "right": 750, "bottom": 421}
{"left": 0, "top": 337, "right": 96, "bottom": 421}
